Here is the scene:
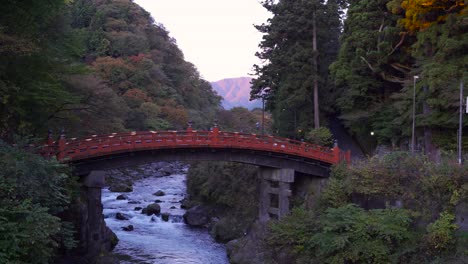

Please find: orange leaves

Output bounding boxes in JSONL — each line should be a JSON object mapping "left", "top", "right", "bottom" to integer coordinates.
{"left": 91, "top": 56, "right": 136, "bottom": 80}
{"left": 397, "top": 0, "right": 467, "bottom": 32}
{"left": 123, "top": 88, "right": 151, "bottom": 102}
{"left": 159, "top": 99, "right": 188, "bottom": 129}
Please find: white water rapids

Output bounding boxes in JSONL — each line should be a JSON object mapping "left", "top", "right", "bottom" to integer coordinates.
{"left": 101, "top": 173, "right": 229, "bottom": 264}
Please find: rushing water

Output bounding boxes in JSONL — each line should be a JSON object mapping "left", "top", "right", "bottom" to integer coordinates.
{"left": 102, "top": 173, "right": 229, "bottom": 264}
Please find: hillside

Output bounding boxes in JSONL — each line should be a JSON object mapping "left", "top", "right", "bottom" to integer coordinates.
{"left": 211, "top": 77, "right": 261, "bottom": 110}
{"left": 0, "top": 0, "right": 222, "bottom": 139}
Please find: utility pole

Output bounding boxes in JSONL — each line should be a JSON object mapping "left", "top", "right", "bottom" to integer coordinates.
{"left": 459, "top": 79, "right": 464, "bottom": 164}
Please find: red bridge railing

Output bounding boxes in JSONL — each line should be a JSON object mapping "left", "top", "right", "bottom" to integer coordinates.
{"left": 41, "top": 127, "right": 351, "bottom": 165}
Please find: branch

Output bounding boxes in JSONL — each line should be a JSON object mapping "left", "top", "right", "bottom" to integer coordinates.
{"left": 390, "top": 62, "right": 412, "bottom": 74}
{"left": 388, "top": 32, "right": 407, "bottom": 56}
{"left": 380, "top": 72, "right": 407, "bottom": 84}
{"left": 360, "top": 56, "right": 377, "bottom": 72}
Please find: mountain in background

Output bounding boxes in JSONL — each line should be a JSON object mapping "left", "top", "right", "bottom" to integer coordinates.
{"left": 211, "top": 77, "right": 262, "bottom": 110}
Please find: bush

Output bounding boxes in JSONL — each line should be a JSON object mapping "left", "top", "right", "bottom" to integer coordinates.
{"left": 425, "top": 211, "right": 458, "bottom": 252}
{"left": 0, "top": 141, "right": 77, "bottom": 263}
{"left": 305, "top": 127, "right": 333, "bottom": 146}
{"left": 268, "top": 205, "right": 413, "bottom": 264}
{"left": 187, "top": 162, "right": 258, "bottom": 241}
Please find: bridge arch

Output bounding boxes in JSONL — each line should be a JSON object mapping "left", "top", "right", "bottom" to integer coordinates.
{"left": 43, "top": 127, "right": 350, "bottom": 177}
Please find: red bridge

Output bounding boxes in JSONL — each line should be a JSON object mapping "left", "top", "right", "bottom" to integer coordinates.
{"left": 42, "top": 126, "right": 350, "bottom": 177}
{"left": 42, "top": 126, "right": 351, "bottom": 220}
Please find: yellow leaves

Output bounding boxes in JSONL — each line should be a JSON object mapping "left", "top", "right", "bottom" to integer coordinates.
{"left": 397, "top": 0, "right": 468, "bottom": 33}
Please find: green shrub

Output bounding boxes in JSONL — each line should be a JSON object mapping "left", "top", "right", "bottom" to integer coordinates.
{"left": 187, "top": 162, "right": 258, "bottom": 241}
{"left": 305, "top": 127, "right": 333, "bottom": 146}
{"left": 425, "top": 211, "right": 458, "bottom": 252}
{"left": 310, "top": 205, "right": 413, "bottom": 264}
{"left": 268, "top": 205, "right": 413, "bottom": 264}
{"left": 0, "top": 141, "right": 77, "bottom": 263}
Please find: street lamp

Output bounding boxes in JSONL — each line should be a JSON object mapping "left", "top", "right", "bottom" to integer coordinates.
{"left": 411, "top": 75, "right": 419, "bottom": 154}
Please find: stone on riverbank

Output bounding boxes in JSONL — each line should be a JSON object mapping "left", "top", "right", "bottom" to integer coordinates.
{"left": 109, "top": 184, "right": 133, "bottom": 193}
{"left": 183, "top": 205, "right": 212, "bottom": 227}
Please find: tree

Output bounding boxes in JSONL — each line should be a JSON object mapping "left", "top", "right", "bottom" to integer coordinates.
{"left": 330, "top": 0, "right": 413, "bottom": 147}
{"left": 0, "top": 0, "right": 82, "bottom": 140}
{"left": 389, "top": 0, "right": 467, "bottom": 154}
{"left": 251, "top": 0, "right": 343, "bottom": 137}
{"left": 0, "top": 141, "right": 77, "bottom": 263}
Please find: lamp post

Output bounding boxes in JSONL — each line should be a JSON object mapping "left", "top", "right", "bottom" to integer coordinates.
{"left": 411, "top": 75, "right": 419, "bottom": 154}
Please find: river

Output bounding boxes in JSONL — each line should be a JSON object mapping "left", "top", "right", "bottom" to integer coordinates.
{"left": 101, "top": 173, "right": 229, "bottom": 264}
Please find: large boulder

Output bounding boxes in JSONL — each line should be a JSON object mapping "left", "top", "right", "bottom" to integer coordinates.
{"left": 183, "top": 205, "right": 212, "bottom": 227}
{"left": 109, "top": 184, "right": 133, "bottom": 193}
{"left": 143, "top": 203, "right": 161, "bottom": 216}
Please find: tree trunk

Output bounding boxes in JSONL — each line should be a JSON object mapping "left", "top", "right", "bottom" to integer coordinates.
{"left": 313, "top": 9, "right": 320, "bottom": 128}
{"left": 423, "top": 85, "right": 440, "bottom": 162}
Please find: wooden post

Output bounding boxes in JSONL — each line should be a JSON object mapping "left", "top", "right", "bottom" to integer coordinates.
{"left": 57, "top": 130, "right": 66, "bottom": 161}
{"left": 212, "top": 119, "right": 219, "bottom": 143}
{"left": 333, "top": 139, "right": 340, "bottom": 164}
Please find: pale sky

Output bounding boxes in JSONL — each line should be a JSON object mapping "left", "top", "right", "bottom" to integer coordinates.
{"left": 133, "top": 0, "right": 271, "bottom": 82}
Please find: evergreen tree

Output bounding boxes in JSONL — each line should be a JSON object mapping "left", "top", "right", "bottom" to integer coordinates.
{"left": 251, "top": 0, "right": 343, "bottom": 138}
{"left": 330, "top": 0, "right": 413, "bottom": 146}
{"left": 389, "top": 0, "right": 468, "bottom": 154}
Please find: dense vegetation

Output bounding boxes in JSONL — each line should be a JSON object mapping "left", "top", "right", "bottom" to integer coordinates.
{"left": 187, "top": 162, "right": 258, "bottom": 242}
{"left": 268, "top": 154, "right": 468, "bottom": 263}
{"left": 251, "top": 0, "right": 345, "bottom": 138}
{"left": 1, "top": 0, "right": 222, "bottom": 141}
{"left": 0, "top": 141, "right": 77, "bottom": 263}
{"left": 253, "top": 0, "right": 467, "bottom": 154}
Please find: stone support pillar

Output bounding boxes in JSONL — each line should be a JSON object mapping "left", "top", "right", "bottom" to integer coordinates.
{"left": 258, "top": 167, "right": 294, "bottom": 222}
{"left": 79, "top": 171, "right": 116, "bottom": 258}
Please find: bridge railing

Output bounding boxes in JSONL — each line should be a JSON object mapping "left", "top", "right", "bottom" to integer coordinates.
{"left": 43, "top": 129, "right": 350, "bottom": 165}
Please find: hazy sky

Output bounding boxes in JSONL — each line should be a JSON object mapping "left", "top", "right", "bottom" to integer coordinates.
{"left": 133, "top": 0, "right": 271, "bottom": 82}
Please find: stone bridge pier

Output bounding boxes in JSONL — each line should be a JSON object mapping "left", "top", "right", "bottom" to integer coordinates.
{"left": 258, "top": 167, "right": 295, "bottom": 221}
{"left": 60, "top": 171, "right": 117, "bottom": 260}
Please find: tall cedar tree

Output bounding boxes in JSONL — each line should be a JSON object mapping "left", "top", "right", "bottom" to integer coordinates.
{"left": 251, "top": 0, "right": 343, "bottom": 138}
{"left": 330, "top": 0, "right": 412, "bottom": 146}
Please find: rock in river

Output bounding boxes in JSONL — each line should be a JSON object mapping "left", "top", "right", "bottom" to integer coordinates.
{"left": 143, "top": 203, "right": 161, "bottom": 216}
{"left": 116, "top": 212, "right": 129, "bottom": 220}
{"left": 116, "top": 194, "right": 128, "bottom": 200}
{"left": 122, "top": 225, "right": 134, "bottom": 231}
{"left": 153, "top": 190, "right": 165, "bottom": 196}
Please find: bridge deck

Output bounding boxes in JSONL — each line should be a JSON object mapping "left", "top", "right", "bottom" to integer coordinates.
{"left": 42, "top": 129, "right": 350, "bottom": 165}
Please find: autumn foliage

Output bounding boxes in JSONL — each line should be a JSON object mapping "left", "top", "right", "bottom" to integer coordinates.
{"left": 396, "top": 0, "right": 467, "bottom": 32}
